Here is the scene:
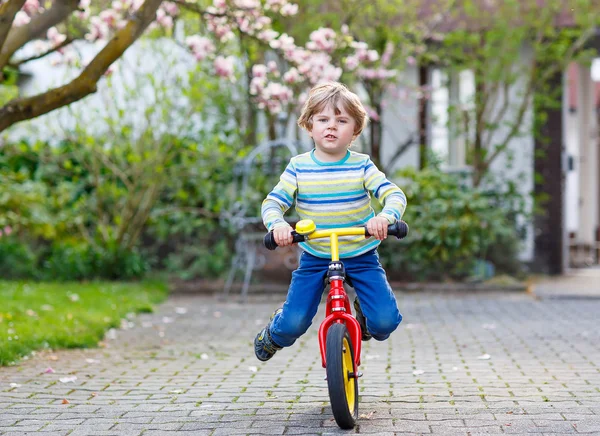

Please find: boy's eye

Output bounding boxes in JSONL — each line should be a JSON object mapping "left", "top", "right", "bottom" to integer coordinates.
{"left": 339, "top": 119, "right": 347, "bottom": 124}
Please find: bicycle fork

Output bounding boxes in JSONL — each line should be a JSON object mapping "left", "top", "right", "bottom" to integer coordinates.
{"left": 317, "top": 233, "right": 362, "bottom": 370}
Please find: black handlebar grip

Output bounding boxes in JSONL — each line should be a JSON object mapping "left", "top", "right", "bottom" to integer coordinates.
{"left": 388, "top": 220, "right": 409, "bottom": 239}
{"left": 263, "top": 231, "right": 306, "bottom": 250}
{"left": 264, "top": 232, "right": 278, "bottom": 250}
{"left": 364, "top": 220, "right": 409, "bottom": 239}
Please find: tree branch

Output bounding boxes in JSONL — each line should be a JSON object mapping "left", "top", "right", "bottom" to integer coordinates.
{"left": 0, "top": 0, "right": 26, "bottom": 59}
{"left": 10, "top": 36, "right": 76, "bottom": 67}
{"left": 0, "top": 0, "right": 79, "bottom": 70}
{"left": 383, "top": 133, "right": 417, "bottom": 174}
{"left": 0, "top": 0, "right": 164, "bottom": 133}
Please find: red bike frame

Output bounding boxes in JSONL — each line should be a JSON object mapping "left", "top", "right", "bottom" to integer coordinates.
{"left": 318, "top": 277, "right": 362, "bottom": 369}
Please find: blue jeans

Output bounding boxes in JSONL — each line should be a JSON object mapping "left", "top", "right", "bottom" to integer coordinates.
{"left": 269, "top": 249, "right": 402, "bottom": 347}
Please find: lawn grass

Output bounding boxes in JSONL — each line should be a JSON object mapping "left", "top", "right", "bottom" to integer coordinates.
{"left": 0, "top": 280, "right": 169, "bottom": 366}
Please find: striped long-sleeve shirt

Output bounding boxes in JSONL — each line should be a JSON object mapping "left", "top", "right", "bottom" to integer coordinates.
{"left": 261, "top": 149, "right": 407, "bottom": 258}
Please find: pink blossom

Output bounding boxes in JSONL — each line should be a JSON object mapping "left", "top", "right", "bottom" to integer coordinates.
{"left": 86, "top": 16, "right": 109, "bottom": 41}
{"left": 13, "top": 11, "right": 31, "bottom": 27}
{"left": 253, "top": 16, "right": 272, "bottom": 31}
{"left": 365, "top": 105, "right": 380, "bottom": 122}
{"left": 358, "top": 68, "right": 397, "bottom": 81}
{"left": 186, "top": 35, "right": 215, "bottom": 61}
{"left": 2, "top": 226, "right": 12, "bottom": 237}
{"left": 264, "top": 0, "right": 286, "bottom": 12}
{"left": 344, "top": 55, "right": 360, "bottom": 71}
{"left": 99, "top": 9, "right": 119, "bottom": 28}
{"left": 79, "top": 0, "right": 91, "bottom": 7}
{"left": 214, "top": 56, "right": 236, "bottom": 81}
{"left": 47, "top": 27, "right": 67, "bottom": 46}
{"left": 23, "top": 0, "right": 40, "bottom": 14}
{"left": 234, "top": 0, "right": 260, "bottom": 8}
{"left": 252, "top": 64, "right": 268, "bottom": 78}
{"left": 156, "top": 10, "right": 173, "bottom": 30}
{"left": 257, "top": 30, "right": 278, "bottom": 42}
{"left": 406, "top": 56, "right": 416, "bottom": 66}
{"left": 381, "top": 41, "right": 394, "bottom": 66}
{"left": 111, "top": 0, "right": 125, "bottom": 11}
{"left": 307, "top": 28, "right": 337, "bottom": 53}
{"left": 250, "top": 76, "right": 266, "bottom": 95}
{"left": 270, "top": 34, "right": 295, "bottom": 51}
{"left": 162, "top": 1, "right": 179, "bottom": 15}
{"left": 131, "top": 0, "right": 145, "bottom": 11}
{"left": 366, "top": 50, "right": 379, "bottom": 62}
{"left": 283, "top": 67, "right": 301, "bottom": 84}
{"left": 280, "top": 3, "right": 298, "bottom": 16}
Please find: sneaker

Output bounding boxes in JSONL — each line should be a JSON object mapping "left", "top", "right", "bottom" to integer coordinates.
{"left": 353, "top": 297, "right": 372, "bottom": 341}
{"left": 254, "top": 309, "right": 283, "bottom": 361}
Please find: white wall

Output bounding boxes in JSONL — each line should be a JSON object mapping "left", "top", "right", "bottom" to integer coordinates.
{"left": 5, "top": 38, "right": 215, "bottom": 144}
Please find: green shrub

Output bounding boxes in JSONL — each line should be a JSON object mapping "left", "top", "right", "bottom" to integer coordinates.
{"left": 379, "top": 167, "right": 523, "bottom": 281}
{"left": 0, "top": 238, "right": 39, "bottom": 280}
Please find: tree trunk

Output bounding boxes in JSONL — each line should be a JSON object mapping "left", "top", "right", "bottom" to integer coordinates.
{"left": 369, "top": 100, "right": 382, "bottom": 169}
{"left": 0, "top": 0, "right": 164, "bottom": 133}
{"left": 418, "top": 64, "right": 429, "bottom": 169}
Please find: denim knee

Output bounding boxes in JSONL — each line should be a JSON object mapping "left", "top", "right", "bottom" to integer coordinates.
{"left": 274, "top": 310, "right": 313, "bottom": 340}
{"left": 368, "top": 310, "right": 402, "bottom": 338}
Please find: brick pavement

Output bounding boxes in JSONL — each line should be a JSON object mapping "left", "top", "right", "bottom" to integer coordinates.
{"left": 1, "top": 283, "right": 600, "bottom": 435}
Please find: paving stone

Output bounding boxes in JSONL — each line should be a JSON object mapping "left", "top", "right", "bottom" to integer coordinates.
{"left": 1, "top": 290, "right": 600, "bottom": 434}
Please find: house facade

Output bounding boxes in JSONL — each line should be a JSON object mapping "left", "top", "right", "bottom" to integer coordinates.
{"left": 9, "top": 33, "right": 600, "bottom": 275}
{"left": 376, "top": 46, "right": 600, "bottom": 274}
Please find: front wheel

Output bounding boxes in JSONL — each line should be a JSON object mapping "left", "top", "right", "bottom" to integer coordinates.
{"left": 326, "top": 323, "right": 359, "bottom": 429}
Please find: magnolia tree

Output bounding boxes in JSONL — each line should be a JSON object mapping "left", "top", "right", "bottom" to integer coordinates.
{"left": 0, "top": 0, "right": 415, "bottom": 152}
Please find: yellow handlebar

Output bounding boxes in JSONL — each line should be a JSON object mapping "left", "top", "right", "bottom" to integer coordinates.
{"left": 296, "top": 220, "right": 369, "bottom": 261}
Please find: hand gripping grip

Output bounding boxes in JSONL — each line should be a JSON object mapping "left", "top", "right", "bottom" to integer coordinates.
{"left": 263, "top": 231, "right": 306, "bottom": 250}
{"left": 365, "top": 220, "right": 409, "bottom": 239}
{"left": 264, "top": 221, "right": 409, "bottom": 250}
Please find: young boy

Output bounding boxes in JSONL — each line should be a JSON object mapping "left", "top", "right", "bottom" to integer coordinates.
{"left": 254, "top": 81, "right": 407, "bottom": 362}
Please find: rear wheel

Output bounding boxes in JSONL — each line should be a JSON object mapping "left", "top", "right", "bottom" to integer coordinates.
{"left": 326, "top": 323, "right": 358, "bottom": 429}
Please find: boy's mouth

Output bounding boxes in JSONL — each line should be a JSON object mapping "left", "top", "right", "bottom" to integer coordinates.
{"left": 325, "top": 134, "right": 337, "bottom": 139}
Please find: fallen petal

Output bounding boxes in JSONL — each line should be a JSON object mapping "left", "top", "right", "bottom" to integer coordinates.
{"left": 478, "top": 354, "right": 491, "bottom": 360}
{"left": 482, "top": 323, "right": 496, "bottom": 330}
{"left": 213, "top": 311, "right": 222, "bottom": 318}
{"left": 365, "top": 354, "right": 380, "bottom": 360}
{"left": 169, "top": 389, "right": 183, "bottom": 394}
{"left": 162, "top": 316, "right": 174, "bottom": 324}
{"left": 85, "top": 359, "right": 98, "bottom": 364}
{"left": 412, "top": 370, "right": 425, "bottom": 375}
{"left": 248, "top": 366, "right": 258, "bottom": 372}
{"left": 175, "top": 307, "right": 188, "bottom": 314}
{"left": 44, "top": 367, "right": 55, "bottom": 374}
{"left": 200, "top": 353, "right": 209, "bottom": 360}
{"left": 62, "top": 398, "right": 70, "bottom": 404}
{"left": 59, "top": 376, "right": 78, "bottom": 383}
{"left": 9, "top": 383, "right": 21, "bottom": 388}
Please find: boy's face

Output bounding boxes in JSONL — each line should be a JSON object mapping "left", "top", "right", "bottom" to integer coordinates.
{"left": 309, "top": 103, "right": 357, "bottom": 162}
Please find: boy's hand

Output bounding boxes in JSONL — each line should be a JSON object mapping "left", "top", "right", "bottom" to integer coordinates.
{"left": 366, "top": 216, "right": 390, "bottom": 240}
{"left": 273, "top": 224, "right": 294, "bottom": 247}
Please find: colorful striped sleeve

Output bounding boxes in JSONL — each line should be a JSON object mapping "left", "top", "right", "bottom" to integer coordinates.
{"left": 261, "top": 160, "right": 298, "bottom": 230}
{"left": 363, "top": 158, "right": 407, "bottom": 224}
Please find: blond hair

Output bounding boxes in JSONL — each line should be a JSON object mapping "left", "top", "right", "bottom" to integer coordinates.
{"left": 297, "top": 82, "right": 368, "bottom": 137}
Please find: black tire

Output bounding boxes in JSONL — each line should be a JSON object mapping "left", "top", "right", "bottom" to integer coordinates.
{"left": 326, "top": 323, "right": 359, "bottom": 429}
